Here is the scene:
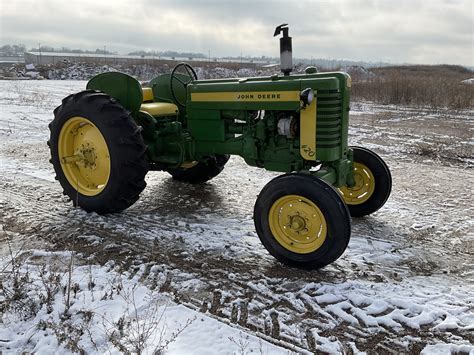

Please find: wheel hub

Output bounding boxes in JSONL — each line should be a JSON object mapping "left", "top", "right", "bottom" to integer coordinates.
{"left": 289, "top": 214, "right": 306, "bottom": 232}
{"left": 78, "top": 143, "right": 97, "bottom": 169}
{"left": 338, "top": 162, "right": 375, "bottom": 205}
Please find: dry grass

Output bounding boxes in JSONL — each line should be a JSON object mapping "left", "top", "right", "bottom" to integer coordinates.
{"left": 350, "top": 65, "right": 473, "bottom": 110}
{"left": 0, "top": 230, "right": 193, "bottom": 353}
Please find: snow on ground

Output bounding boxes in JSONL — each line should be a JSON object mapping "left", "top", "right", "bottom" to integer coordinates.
{"left": 0, "top": 240, "right": 292, "bottom": 354}
{"left": 0, "top": 80, "right": 473, "bottom": 354}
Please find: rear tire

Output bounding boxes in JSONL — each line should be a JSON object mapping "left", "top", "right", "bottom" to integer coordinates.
{"left": 48, "top": 90, "right": 149, "bottom": 214}
{"left": 254, "top": 173, "right": 351, "bottom": 269}
{"left": 167, "top": 154, "right": 230, "bottom": 184}
{"left": 339, "top": 147, "right": 392, "bottom": 217}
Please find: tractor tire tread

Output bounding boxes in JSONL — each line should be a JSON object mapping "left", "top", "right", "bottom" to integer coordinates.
{"left": 49, "top": 90, "right": 148, "bottom": 214}
{"left": 254, "top": 173, "right": 351, "bottom": 269}
{"left": 346, "top": 146, "right": 392, "bottom": 217}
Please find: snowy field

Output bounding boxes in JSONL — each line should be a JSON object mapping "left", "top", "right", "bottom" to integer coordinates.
{"left": 0, "top": 80, "right": 473, "bottom": 354}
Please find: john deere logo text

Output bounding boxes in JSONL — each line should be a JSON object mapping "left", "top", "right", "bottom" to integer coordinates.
{"left": 237, "top": 93, "right": 281, "bottom": 100}
{"left": 190, "top": 91, "right": 300, "bottom": 102}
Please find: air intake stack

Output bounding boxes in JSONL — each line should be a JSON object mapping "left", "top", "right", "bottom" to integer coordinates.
{"left": 274, "top": 24, "right": 292, "bottom": 76}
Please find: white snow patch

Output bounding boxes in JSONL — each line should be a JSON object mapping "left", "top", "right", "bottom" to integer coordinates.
{"left": 0, "top": 250, "right": 290, "bottom": 354}
{"left": 421, "top": 343, "right": 474, "bottom": 354}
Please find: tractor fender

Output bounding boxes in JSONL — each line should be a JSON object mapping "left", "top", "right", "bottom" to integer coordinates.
{"left": 86, "top": 72, "right": 143, "bottom": 113}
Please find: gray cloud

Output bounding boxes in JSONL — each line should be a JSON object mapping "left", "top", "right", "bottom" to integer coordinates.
{"left": 1, "top": 0, "right": 472, "bottom": 65}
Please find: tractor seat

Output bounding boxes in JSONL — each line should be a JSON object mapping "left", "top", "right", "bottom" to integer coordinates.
{"left": 140, "top": 87, "right": 179, "bottom": 117}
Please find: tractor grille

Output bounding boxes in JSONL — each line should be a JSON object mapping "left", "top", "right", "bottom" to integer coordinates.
{"left": 316, "top": 90, "right": 343, "bottom": 148}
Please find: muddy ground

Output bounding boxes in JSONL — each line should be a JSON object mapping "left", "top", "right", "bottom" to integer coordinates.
{"left": 0, "top": 81, "right": 473, "bottom": 353}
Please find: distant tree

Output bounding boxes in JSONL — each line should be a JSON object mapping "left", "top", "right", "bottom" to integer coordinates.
{"left": 0, "top": 44, "right": 26, "bottom": 55}
{"left": 128, "top": 50, "right": 206, "bottom": 59}
{"left": 128, "top": 50, "right": 159, "bottom": 57}
{"left": 94, "top": 48, "right": 114, "bottom": 55}
{"left": 0, "top": 45, "right": 12, "bottom": 54}
{"left": 39, "top": 45, "right": 55, "bottom": 52}
{"left": 159, "top": 51, "right": 206, "bottom": 59}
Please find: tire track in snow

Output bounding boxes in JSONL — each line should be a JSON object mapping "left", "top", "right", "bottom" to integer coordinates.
{"left": 1, "top": 169, "right": 473, "bottom": 352}
{"left": 1, "top": 80, "right": 472, "bottom": 351}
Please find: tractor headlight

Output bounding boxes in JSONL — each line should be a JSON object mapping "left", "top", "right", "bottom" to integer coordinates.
{"left": 300, "top": 88, "right": 314, "bottom": 106}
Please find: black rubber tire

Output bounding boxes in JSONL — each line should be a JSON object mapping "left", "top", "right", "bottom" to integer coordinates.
{"left": 345, "top": 147, "right": 392, "bottom": 217}
{"left": 254, "top": 173, "right": 351, "bottom": 269}
{"left": 167, "top": 154, "right": 230, "bottom": 184}
{"left": 48, "top": 90, "right": 149, "bottom": 214}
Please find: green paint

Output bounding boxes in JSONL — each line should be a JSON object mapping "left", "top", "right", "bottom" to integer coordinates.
{"left": 86, "top": 69, "right": 354, "bottom": 187}
{"left": 87, "top": 72, "right": 143, "bottom": 113}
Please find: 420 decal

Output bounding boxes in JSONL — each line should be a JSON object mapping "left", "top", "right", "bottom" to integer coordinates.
{"left": 301, "top": 144, "right": 316, "bottom": 158}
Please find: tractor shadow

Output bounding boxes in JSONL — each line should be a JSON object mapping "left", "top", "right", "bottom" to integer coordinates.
{"left": 141, "top": 174, "right": 228, "bottom": 217}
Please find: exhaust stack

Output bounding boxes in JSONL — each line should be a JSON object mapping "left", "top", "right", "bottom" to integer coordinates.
{"left": 274, "top": 24, "right": 292, "bottom": 76}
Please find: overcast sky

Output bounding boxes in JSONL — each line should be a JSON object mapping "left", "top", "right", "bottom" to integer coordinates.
{"left": 1, "top": 0, "right": 472, "bottom": 65}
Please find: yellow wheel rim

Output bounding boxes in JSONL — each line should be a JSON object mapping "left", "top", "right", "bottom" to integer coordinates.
{"left": 268, "top": 195, "right": 327, "bottom": 254}
{"left": 339, "top": 162, "right": 375, "bottom": 205}
{"left": 58, "top": 116, "right": 110, "bottom": 196}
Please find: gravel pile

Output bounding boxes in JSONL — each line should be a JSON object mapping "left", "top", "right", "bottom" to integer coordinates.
{"left": 0, "top": 61, "right": 323, "bottom": 81}
{"left": 2, "top": 61, "right": 284, "bottom": 81}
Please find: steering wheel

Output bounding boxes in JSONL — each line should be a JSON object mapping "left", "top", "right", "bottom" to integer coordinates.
{"left": 169, "top": 63, "right": 198, "bottom": 107}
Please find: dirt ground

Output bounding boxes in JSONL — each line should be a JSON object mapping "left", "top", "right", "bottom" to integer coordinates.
{"left": 0, "top": 81, "right": 472, "bottom": 353}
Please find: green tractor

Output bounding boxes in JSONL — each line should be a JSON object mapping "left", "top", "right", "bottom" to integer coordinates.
{"left": 48, "top": 25, "right": 391, "bottom": 269}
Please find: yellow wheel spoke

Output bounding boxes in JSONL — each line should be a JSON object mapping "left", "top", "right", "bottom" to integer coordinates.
{"left": 60, "top": 154, "right": 84, "bottom": 164}
{"left": 269, "top": 195, "right": 327, "bottom": 254}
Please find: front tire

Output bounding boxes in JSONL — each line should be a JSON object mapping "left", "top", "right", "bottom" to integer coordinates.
{"left": 48, "top": 90, "right": 149, "bottom": 214}
{"left": 338, "top": 147, "right": 392, "bottom": 217}
{"left": 254, "top": 174, "right": 351, "bottom": 269}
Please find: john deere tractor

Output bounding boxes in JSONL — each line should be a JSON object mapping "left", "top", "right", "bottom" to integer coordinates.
{"left": 48, "top": 25, "right": 391, "bottom": 269}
